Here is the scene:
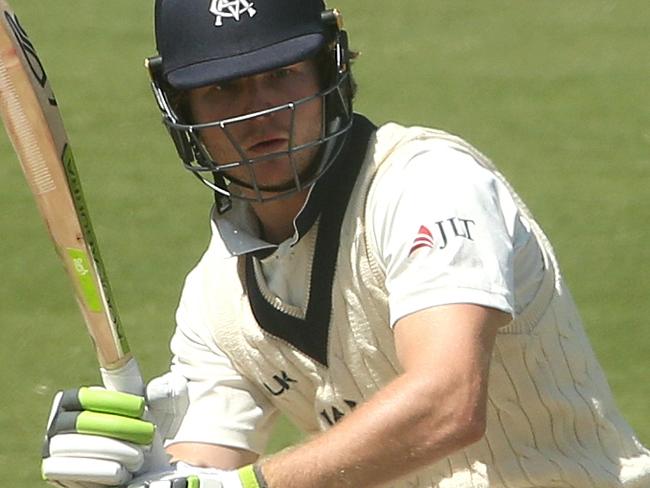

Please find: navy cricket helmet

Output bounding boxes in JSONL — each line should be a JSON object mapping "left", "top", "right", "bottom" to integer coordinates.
{"left": 146, "top": 0, "right": 354, "bottom": 212}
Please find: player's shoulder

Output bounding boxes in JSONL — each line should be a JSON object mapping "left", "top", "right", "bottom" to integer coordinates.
{"left": 368, "top": 121, "right": 501, "bottom": 200}
{"left": 373, "top": 121, "right": 481, "bottom": 159}
{"left": 370, "top": 122, "right": 495, "bottom": 179}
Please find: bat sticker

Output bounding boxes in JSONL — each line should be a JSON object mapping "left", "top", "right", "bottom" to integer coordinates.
{"left": 4, "top": 11, "right": 57, "bottom": 105}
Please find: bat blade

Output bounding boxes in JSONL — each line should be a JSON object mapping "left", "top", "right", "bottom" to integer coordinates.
{"left": 0, "top": 1, "right": 143, "bottom": 393}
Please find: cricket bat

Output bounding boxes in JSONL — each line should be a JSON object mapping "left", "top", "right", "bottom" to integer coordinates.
{"left": 0, "top": 1, "right": 144, "bottom": 395}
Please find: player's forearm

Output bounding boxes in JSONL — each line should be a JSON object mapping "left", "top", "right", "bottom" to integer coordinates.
{"left": 259, "top": 370, "right": 488, "bottom": 488}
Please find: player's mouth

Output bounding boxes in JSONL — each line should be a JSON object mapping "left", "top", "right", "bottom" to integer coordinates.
{"left": 246, "top": 136, "right": 289, "bottom": 156}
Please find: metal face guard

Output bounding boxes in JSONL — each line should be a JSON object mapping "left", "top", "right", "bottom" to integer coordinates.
{"left": 151, "top": 71, "right": 353, "bottom": 204}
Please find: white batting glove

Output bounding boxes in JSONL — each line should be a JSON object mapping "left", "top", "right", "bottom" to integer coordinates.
{"left": 145, "top": 371, "right": 190, "bottom": 442}
{"left": 128, "top": 462, "right": 268, "bottom": 488}
{"left": 41, "top": 385, "right": 176, "bottom": 487}
{"left": 41, "top": 370, "right": 190, "bottom": 487}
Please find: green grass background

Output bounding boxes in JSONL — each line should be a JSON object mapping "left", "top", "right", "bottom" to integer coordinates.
{"left": 1, "top": 1, "right": 648, "bottom": 485}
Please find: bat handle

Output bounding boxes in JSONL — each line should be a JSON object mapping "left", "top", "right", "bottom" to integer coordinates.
{"left": 100, "top": 357, "right": 145, "bottom": 395}
{"left": 100, "top": 359, "right": 173, "bottom": 470}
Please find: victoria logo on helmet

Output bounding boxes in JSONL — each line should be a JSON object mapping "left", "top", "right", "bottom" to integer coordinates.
{"left": 209, "top": 0, "right": 257, "bottom": 27}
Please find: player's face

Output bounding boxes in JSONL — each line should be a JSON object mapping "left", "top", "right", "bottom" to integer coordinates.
{"left": 187, "top": 60, "right": 323, "bottom": 196}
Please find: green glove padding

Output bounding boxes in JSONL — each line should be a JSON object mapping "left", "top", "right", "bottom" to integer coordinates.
{"left": 61, "top": 387, "right": 145, "bottom": 418}
{"left": 48, "top": 387, "right": 154, "bottom": 445}
{"left": 50, "top": 410, "right": 155, "bottom": 445}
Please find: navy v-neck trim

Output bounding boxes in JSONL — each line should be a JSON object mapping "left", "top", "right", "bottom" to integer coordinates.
{"left": 244, "top": 115, "right": 377, "bottom": 366}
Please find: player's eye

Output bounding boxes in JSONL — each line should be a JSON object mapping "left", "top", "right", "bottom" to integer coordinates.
{"left": 271, "top": 67, "right": 293, "bottom": 80}
{"left": 211, "top": 80, "right": 236, "bottom": 92}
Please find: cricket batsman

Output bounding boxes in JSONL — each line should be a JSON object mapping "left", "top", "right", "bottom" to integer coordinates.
{"left": 41, "top": 0, "right": 650, "bottom": 486}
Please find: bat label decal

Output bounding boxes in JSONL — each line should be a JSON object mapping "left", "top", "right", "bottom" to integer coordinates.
{"left": 4, "top": 11, "right": 57, "bottom": 105}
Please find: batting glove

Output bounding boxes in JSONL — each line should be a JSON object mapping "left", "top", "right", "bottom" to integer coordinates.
{"left": 128, "top": 462, "right": 268, "bottom": 488}
{"left": 42, "top": 386, "right": 173, "bottom": 487}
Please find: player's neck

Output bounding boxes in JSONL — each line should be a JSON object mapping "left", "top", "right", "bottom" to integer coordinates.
{"left": 251, "top": 189, "right": 309, "bottom": 244}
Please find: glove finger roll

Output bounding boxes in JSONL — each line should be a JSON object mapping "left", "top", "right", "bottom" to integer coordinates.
{"left": 61, "top": 387, "right": 145, "bottom": 418}
{"left": 50, "top": 410, "right": 155, "bottom": 445}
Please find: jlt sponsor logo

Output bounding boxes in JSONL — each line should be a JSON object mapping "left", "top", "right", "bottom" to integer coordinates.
{"left": 408, "top": 217, "right": 476, "bottom": 256}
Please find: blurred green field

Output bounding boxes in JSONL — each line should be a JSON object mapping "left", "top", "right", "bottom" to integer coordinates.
{"left": 1, "top": 1, "right": 648, "bottom": 485}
